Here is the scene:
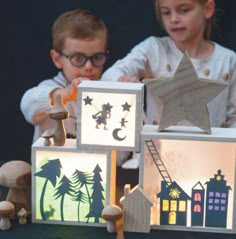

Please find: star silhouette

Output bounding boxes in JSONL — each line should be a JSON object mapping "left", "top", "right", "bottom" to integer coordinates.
{"left": 122, "top": 102, "right": 132, "bottom": 111}
{"left": 143, "top": 51, "right": 227, "bottom": 134}
{"left": 83, "top": 96, "right": 93, "bottom": 105}
{"left": 103, "top": 103, "right": 113, "bottom": 112}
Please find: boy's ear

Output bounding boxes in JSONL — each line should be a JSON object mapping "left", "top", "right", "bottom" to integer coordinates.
{"left": 205, "top": 0, "right": 215, "bottom": 19}
{"left": 50, "top": 49, "right": 63, "bottom": 69}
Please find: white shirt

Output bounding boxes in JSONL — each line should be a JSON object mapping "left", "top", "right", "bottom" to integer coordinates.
{"left": 101, "top": 36, "right": 236, "bottom": 128}
{"left": 20, "top": 72, "right": 77, "bottom": 142}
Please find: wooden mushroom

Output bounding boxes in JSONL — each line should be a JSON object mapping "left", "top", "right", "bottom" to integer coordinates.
{"left": 0, "top": 201, "right": 15, "bottom": 230}
{"left": 48, "top": 91, "right": 68, "bottom": 146}
{"left": 41, "top": 129, "right": 54, "bottom": 146}
{"left": 17, "top": 208, "right": 27, "bottom": 224}
{"left": 102, "top": 204, "right": 123, "bottom": 233}
{"left": 0, "top": 160, "right": 31, "bottom": 214}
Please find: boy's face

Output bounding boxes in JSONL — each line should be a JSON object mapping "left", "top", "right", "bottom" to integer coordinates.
{"left": 51, "top": 37, "right": 107, "bottom": 82}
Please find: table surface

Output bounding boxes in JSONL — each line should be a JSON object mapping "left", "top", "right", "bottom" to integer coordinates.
{"left": 1, "top": 220, "right": 236, "bottom": 239}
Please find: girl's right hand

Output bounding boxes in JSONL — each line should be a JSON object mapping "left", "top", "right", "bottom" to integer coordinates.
{"left": 118, "top": 75, "right": 139, "bottom": 83}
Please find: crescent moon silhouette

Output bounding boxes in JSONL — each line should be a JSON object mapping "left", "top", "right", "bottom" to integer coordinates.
{"left": 112, "top": 128, "right": 126, "bottom": 141}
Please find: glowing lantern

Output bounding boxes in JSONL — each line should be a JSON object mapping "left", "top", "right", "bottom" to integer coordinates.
{"left": 77, "top": 81, "right": 144, "bottom": 151}
{"left": 31, "top": 138, "right": 116, "bottom": 226}
{"left": 140, "top": 125, "right": 236, "bottom": 233}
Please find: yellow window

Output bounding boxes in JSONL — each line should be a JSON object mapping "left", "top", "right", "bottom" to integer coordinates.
{"left": 162, "top": 199, "right": 169, "bottom": 211}
{"left": 170, "top": 200, "right": 177, "bottom": 211}
{"left": 179, "top": 200, "right": 186, "bottom": 212}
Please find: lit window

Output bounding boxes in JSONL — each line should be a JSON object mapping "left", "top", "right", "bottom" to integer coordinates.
{"left": 209, "top": 192, "right": 214, "bottom": 197}
{"left": 179, "top": 201, "right": 186, "bottom": 212}
{"left": 215, "top": 192, "right": 221, "bottom": 198}
{"left": 163, "top": 200, "right": 169, "bottom": 211}
{"left": 170, "top": 200, "right": 177, "bottom": 211}
{"left": 209, "top": 198, "right": 213, "bottom": 203}
{"left": 194, "top": 204, "right": 201, "bottom": 213}
{"left": 194, "top": 193, "right": 201, "bottom": 201}
{"left": 208, "top": 205, "right": 213, "bottom": 210}
{"left": 214, "top": 199, "right": 220, "bottom": 204}
{"left": 221, "top": 199, "right": 226, "bottom": 204}
{"left": 222, "top": 193, "right": 227, "bottom": 198}
{"left": 214, "top": 206, "right": 219, "bottom": 211}
{"left": 221, "top": 206, "right": 226, "bottom": 211}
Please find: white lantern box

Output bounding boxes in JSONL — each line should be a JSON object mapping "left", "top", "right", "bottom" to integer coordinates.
{"left": 31, "top": 138, "right": 116, "bottom": 226}
{"left": 77, "top": 81, "right": 144, "bottom": 151}
{"left": 139, "top": 125, "right": 236, "bottom": 234}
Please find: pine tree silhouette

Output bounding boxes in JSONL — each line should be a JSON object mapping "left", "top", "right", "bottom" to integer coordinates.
{"left": 72, "top": 189, "right": 88, "bottom": 222}
{"left": 54, "top": 175, "right": 74, "bottom": 221}
{"left": 85, "top": 164, "right": 105, "bottom": 223}
{"left": 72, "top": 169, "right": 93, "bottom": 220}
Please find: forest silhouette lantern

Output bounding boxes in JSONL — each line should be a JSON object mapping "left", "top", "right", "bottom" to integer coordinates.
{"left": 31, "top": 138, "right": 116, "bottom": 226}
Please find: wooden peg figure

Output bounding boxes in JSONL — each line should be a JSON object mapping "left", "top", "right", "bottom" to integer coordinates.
{"left": 49, "top": 91, "right": 68, "bottom": 146}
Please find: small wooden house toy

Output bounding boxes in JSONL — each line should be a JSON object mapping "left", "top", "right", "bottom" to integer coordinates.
{"left": 139, "top": 125, "right": 236, "bottom": 234}
{"left": 120, "top": 184, "right": 153, "bottom": 233}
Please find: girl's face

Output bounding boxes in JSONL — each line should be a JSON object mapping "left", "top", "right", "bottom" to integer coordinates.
{"left": 157, "top": 0, "right": 214, "bottom": 46}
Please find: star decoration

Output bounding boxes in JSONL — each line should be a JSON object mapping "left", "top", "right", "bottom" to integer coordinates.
{"left": 122, "top": 102, "right": 132, "bottom": 111}
{"left": 83, "top": 96, "right": 93, "bottom": 105}
{"left": 103, "top": 103, "right": 113, "bottom": 112}
{"left": 143, "top": 51, "right": 227, "bottom": 134}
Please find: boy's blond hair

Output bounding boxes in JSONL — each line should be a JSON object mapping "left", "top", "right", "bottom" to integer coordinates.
{"left": 52, "top": 9, "right": 108, "bottom": 52}
{"left": 154, "top": 0, "right": 215, "bottom": 40}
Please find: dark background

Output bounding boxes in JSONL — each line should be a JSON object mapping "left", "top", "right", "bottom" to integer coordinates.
{"left": 1, "top": 0, "right": 236, "bottom": 163}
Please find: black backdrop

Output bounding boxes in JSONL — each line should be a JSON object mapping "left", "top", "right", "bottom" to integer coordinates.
{"left": 1, "top": 0, "right": 235, "bottom": 162}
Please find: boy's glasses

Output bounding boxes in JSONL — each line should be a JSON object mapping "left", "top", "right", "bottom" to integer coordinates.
{"left": 60, "top": 52, "right": 107, "bottom": 67}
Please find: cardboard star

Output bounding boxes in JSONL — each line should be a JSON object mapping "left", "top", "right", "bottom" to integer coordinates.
{"left": 83, "top": 96, "right": 93, "bottom": 105}
{"left": 122, "top": 102, "right": 132, "bottom": 111}
{"left": 103, "top": 103, "right": 113, "bottom": 112}
{"left": 143, "top": 51, "right": 227, "bottom": 134}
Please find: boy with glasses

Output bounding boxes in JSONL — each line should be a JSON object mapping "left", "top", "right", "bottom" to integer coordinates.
{"left": 20, "top": 9, "right": 108, "bottom": 142}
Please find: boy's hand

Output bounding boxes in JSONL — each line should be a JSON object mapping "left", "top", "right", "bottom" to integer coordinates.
{"left": 69, "top": 77, "right": 83, "bottom": 101}
{"left": 118, "top": 75, "right": 139, "bottom": 83}
{"left": 51, "top": 77, "right": 88, "bottom": 104}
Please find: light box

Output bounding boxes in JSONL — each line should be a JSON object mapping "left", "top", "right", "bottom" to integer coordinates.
{"left": 139, "top": 125, "right": 236, "bottom": 234}
{"left": 77, "top": 81, "right": 144, "bottom": 151}
{"left": 31, "top": 138, "right": 116, "bottom": 226}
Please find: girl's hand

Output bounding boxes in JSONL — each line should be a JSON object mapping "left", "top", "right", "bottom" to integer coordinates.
{"left": 118, "top": 75, "right": 139, "bottom": 83}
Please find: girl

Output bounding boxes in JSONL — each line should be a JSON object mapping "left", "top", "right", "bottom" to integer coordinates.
{"left": 101, "top": 0, "right": 236, "bottom": 129}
